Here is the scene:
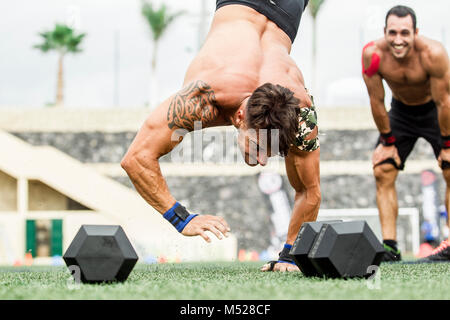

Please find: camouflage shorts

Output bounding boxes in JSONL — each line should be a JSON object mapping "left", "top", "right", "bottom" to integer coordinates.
{"left": 292, "top": 96, "right": 319, "bottom": 152}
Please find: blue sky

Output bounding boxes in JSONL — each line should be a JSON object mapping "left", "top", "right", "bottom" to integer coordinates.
{"left": 0, "top": 0, "right": 448, "bottom": 108}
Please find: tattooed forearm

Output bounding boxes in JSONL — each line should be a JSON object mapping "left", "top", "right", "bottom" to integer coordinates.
{"left": 167, "top": 80, "right": 219, "bottom": 131}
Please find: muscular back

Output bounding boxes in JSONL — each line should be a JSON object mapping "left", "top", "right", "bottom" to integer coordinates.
{"left": 126, "top": 4, "right": 314, "bottom": 168}
{"left": 121, "top": 4, "right": 314, "bottom": 213}
{"left": 183, "top": 4, "right": 311, "bottom": 121}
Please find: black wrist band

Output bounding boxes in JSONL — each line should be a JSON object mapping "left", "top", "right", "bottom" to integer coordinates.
{"left": 442, "top": 135, "right": 450, "bottom": 149}
{"left": 278, "top": 244, "right": 296, "bottom": 265}
{"left": 380, "top": 131, "right": 396, "bottom": 146}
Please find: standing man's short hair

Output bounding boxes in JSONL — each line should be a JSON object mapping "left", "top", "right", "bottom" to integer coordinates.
{"left": 385, "top": 5, "right": 417, "bottom": 30}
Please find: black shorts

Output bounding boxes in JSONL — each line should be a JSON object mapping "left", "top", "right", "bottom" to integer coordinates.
{"left": 376, "top": 98, "right": 441, "bottom": 170}
{"left": 216, "top": 0, "right": 308, "bottom": 43}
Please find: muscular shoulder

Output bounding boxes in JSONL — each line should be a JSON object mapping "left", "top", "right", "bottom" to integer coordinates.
{"left": 195, "top": 70, "right": 258, "bottom": 109}
{"left": 362, "top": 39, "right": 384, "bottom": 77}
{"left": 167, "top": 80, "right": 222, "bottom": 131}
{"left": 417, "top": 36, "right": 449, "bottom": 77}
{"left": 362, "top": 40, "right": 383, "bottom": 58}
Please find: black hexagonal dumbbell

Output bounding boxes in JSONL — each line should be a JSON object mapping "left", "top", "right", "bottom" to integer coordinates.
{"left": 289, "top": 220, "right": 342, "bottom": 277}
{"left": 308, "top": 220, "right": 385, "bottom": 278}
{"left": 63, "top": 225, "right": 139, "bottom": 283}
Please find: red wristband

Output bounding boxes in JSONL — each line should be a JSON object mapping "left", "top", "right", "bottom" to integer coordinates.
{"left": 380, "top": 132, "right": 396, "bottom": 146}
{"left": 442, "top": 135, "right": 450, "bottom": 149}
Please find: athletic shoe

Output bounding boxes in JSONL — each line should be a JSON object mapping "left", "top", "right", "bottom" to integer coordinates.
{"left": 381, "top": 243, "right": 402, "bottom": 262}
{"left": 420, "top": 239, "right": 450, "bottom": 262}
{"left": 416, "top": 242, "right": 434, "bottom": 258}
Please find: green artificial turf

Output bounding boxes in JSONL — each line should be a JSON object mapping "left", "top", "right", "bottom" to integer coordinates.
{"left": 0, "top": 261, "right": 449, "bottom": 300}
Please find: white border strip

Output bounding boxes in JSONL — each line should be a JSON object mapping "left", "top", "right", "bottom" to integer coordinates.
{"left": 0, "top": 107, "right": 375, "bottom": 132}
{"left": 87, "top": 160, "right": 441, "bottom": 177}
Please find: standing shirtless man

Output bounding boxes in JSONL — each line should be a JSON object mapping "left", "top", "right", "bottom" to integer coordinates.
{"left": 362, "top": 5, "right": 450, "bottom": 262}
{"left": 121, "top": 0, "right": 321, "bottom": 271}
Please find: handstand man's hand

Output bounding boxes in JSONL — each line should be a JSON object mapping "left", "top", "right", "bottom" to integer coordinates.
{"left": 260, "top": 261, "right": 300, "bottom": 272}
{"left": 260, "top": 244, "right": 300, "bottom": 272}
{"left": 182, "top": 215, "right": 231, "bottom": 243}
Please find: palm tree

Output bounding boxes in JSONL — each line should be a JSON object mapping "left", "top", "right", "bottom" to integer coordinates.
{"left": 34, "top": 24, "right": 85, "bottom": 107}
{"left": 141, "top": 1, "right": 184, "bottom": 108}
{"left": 308, "top": 0, "right": 326, "bottom": 94}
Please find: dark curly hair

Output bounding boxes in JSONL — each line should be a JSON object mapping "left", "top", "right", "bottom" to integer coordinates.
{"left": 245, "top": 83, "right": 300, "bottom": 157}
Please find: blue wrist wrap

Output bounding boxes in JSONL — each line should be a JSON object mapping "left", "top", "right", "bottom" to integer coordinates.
{"left": 278, "top": 243, "right": 296, "bottom": 265}
{"left": 163, "top": 202, "right": 198, "bottom": 233}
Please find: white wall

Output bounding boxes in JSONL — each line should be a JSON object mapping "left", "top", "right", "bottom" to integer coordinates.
{"left": 0, "top": 215, "right": 24, "bottom": 265}
{"left": 0, "top": 211, "right": 238, "bottom": 266}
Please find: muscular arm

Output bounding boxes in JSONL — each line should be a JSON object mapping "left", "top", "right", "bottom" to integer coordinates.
{"left": 362, "top": 45, "right": 401, "bottom": 167}
{"left": 121, "top": 81, "right": 230, "bottom": 241}
{"left": 362, "top": 47, "right": 390, "bottom": 134}
{"left": 425, "top": 45, "right": 450, "bottom": 135}
{"left": 121, "top": 80, "right": 220, "bottom": 214}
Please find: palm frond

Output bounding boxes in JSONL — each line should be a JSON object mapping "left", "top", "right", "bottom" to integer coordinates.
{"left": 141, "top": 1, "right": 185, "bottom": 41}
{"left": 33, "top": 23, "right": 86, "bottom": 54}
{"left": 308, "top": 0, "right": 326, "bottom": 19}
